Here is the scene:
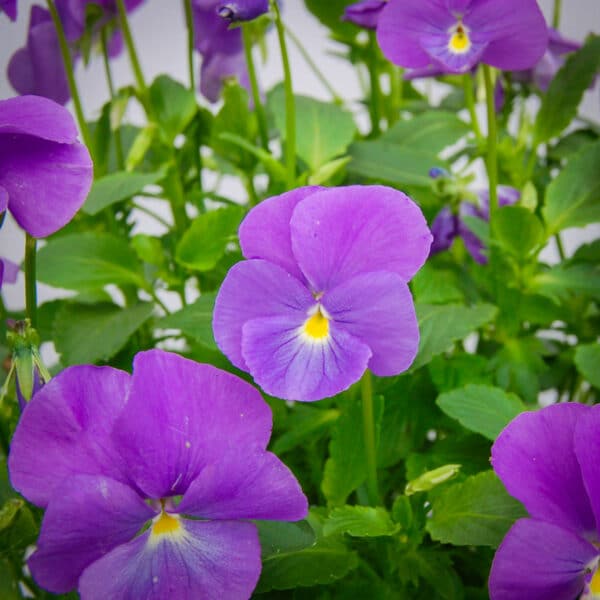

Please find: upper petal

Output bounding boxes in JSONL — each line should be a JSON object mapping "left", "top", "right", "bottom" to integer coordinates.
{"left": 8, "top": 365, "right": 131, "bottom": 507}
{"left": 0, "top": 0, "right": 17, "bottom": 20}
{"left": 290, "top": 185, "right": 432, "bottom": 292}
{"left": 28, "top": 475, "right": 154, "bottom": 594}
{"left": 239, "top": 186, "right": 323, "bottom": 282}
{"left": 322, "top": 270, "right": 419, "bottom": 376}
{"left": 78, "top": 520, "right": 261, "bottom": 600}
{"left": 491, "top": 403, "right": 596, "bottom": 539}
{"left": 213, "top": 259, "right": 314, "bottom": 371}
{"left": 111, "top": 349, "right": 274, "bottom": 499}
{"left": 489, "top": 518, "right": 598, "bottom": 600}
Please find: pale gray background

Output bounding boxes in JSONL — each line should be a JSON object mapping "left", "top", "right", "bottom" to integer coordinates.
{"left": 0, "top": 0, "right": 599, "bottom": 313}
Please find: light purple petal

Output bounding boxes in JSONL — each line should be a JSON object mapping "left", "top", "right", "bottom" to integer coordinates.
{"left": 217, "top": 0, "right": 269, "bottom": 23}
{"left": 193, "top": 3, "right": 243, "bottom": 56}
{"left": 491, "top": 403, "right": 597, "bottom": 539}
{"left": 213, "top": 259, "right": 314, "bottom": 371}
{"left": 78, "top": 520, "right": 261, "bottom": 600}
{"left": 322, "top": 270, "right": 419, "bottom": 376}
{"left": 430, "top": 206, "right": 459, "bottom": 255}
{"left": 0, "top": 95, "right": 78, "bottom": 143}
{"left": 343, "top": 0, "right": 386, "bottom": 29}
{"left": 0, "top": 257, "right": 19, "bottom": 285}
{"left": 111, "top": 349, "right": 273, "bottom": 499}
{"left": 0, "top": 0, "right": 17, "bottom": 20}
{"left": 199, "top": 50, "right": 248, "bottom": 103}
{"left": 420, "top": 29, "right": 487, "bottom": 73}
{"left": 290, "top": 185, "right": 432, "bottom": 292}
{"left": 0, "top": 134, "right": 93, "bottom": 237}
{"left": 0, "top": 185, "right": 7, "bottom": 213}
{"left": 458, "top": 200, "right": 487, "bottom": 264}
{"left": 241, "top": 314, "right": 372, "bottom": 401}
{"left": 8, "top": 365, "right": 131, "bottom": 508}
{"left": 574, "top": 405, "right": 600, "bottom": 538}
{"left": 239, "top": 186, "right": 324, "bottom": 282}
{"left": 489, "top": 518, "right": 597, "bottom": 600}
{"left": 29, "top": 475, "right": 153, "bottom": 594}
{"left": 178, "top": 447, "right": 307, "bottom": 520}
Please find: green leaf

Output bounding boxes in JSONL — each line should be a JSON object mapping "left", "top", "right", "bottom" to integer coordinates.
{"left": 303, "top": 0, "right": 357, "bottom": 37}
{"left": 574, "top": 343, "right": 600, "bottom": 389}
{"left": 437, "top": 385, "right": 526, "bottom": 441}
{"left": 268, "top": 87, "right": 357, "bottom": 171}
{"left": 412, "top": 264, "right": 464, "bottom": 305}
{"left": 535, "top": 34, "right": 600, "bottom": 143}
{"left": 494, "top": 206, "right": 545, "bottom": 259}
{"left": 82, "top": 169, "right": 165, "bottom": 215}
{"left": 381, "top": 112, "right": 469, "bottom": 155}
{"left": 531, "top": 263, "right": 600, "bottom": 302}
{"left": 0, "top": 500, "right": 37, "bottom": 555}
{"left": 426, "top": 470, "right": 526, "bottom": 548}
{"left": 159, "top": 293, "right": 217, "bottom": 349}
{"left": 175, "top": 206, "right": 244, "bottom": 271}
{"left": 348, "top": 141, "right": 440, "bottom": 187}
{"left": 54, "top": 302, "right": 154, "bottom": 365}
{"left": 257, "top": 520, "right": 316, "bottom": 559}
{"left": 323, "top": 506, "right": 397, "bottom": 538}
{"left": 0, "top": 559, "right": 20, "bottom": 600}
{"left": 429, "top": 353, "right": 492, "bottom": 393}
{"left": 412, "top": 303, "right": 498, "bottom": 371}
{"left": 543, "top": 139, "right": 600, "bottom": 233}
{"left": 405, "top": 464, "right": 461, "bottom": 495}
{"left": 322, "top": 393, "right": 384, "bottom": 507}
{"left": 149, "top": 75, "right": 197, "bottom": 144}
{"left": 37, "top": 233, "right": 146, "bottom": 291}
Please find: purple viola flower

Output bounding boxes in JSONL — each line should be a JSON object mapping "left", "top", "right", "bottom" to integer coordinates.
{"left": 0, "top": 0, "right": 17, "bottom": 20}
{"left": 430, "top": 206, "right": 459, "bottom": 255}
{"left": 217, "top": 0, "right": 269, "bottom": 23}
{"left": 343, "top": 0, "right": 386, "bottom": 30}
{"left": 8, "top": 349, "right": 307, "bottom": 598}
{"left": 0, "top": 257, "right": 20, "bottom": 291}
{"left": 213, "top": 185, "right": 432, "bottom": 401}
{"left": 0, "top": 95, "right": 93, "bottom": 238}
{"left": 7, "top": 6, "right": 73, "bottom": 105}
{"left": 377, "top": 0, "right": 548, "bottom": 74}
{"left": 489, "top": 403, "right": 600, "bottom": 599}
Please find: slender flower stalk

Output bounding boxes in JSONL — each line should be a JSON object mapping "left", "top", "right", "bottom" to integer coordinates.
{"left": 463, "top": 74, "right": 484, "bottom": 147}
{"left": 553, "top": 0, "right": 563, "bottom": 29}
{"left": 115, "top": 0, "right": 147, "bottom": 97}
{"left": 45, "top": 0, "right": 93, "bottom": 156}
{"left": 388, "top": 65, "right": 403, "bottom": 125}
{"left": 367, "top": 31, "right": 382, "bottom": 136}
{"left": 271, "top": 0, "right": 296, "bottom": 187}
{"left": 483, "top": 65, "right": 499, "bottom": 231}
{"left": 24, "top": 234, "right": 37, "bottom": 328}
{"left": 183, "top": 0, "right": 196, "bottom": 91}
{"left": 361, "top": 370, "right": 380, "bottom": 506}
{"left": 242, "top": 26, "right": 270, "bottom": 151}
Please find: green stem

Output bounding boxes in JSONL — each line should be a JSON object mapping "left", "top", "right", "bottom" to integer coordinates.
{"left": 149, "top": 290, "right": 171, "bottom": 315}
{"left": 463, "top": 74, "right": 484, "bottom": 147}
{"left": 24, "top": 234, "right": 37, "bottom": 328}
{"left": 46, "top": 0, "right": 94, "bottom": 155}
{"left": 116, "top": 0, "right": 147, "bottom": 96}
{"left": 242, "top": 26, "right": 270, "bottom": 151}
{"left": 553, "top": 0, "right": 562, "bottom": 29}
{"left": 183, "top": 0, "right": 196, "bottom": 91}
{"left": 100, "top": 27, "right": 125, "bottom": 170}
{"left": 367, "top": 31, "right": 382, "bottom": 136}
{"left": 166, "top": 162, "right": 189, "bottom": 233}
{"left": 272, "top": 0, "right": 296, "bottom": 187}
{"left": 483, "top": 65, "right": 499, "bottom": 231}
{"left": 555, "top": 233, "right": 566, "bottom": 261}
{"left": 361, "top": 370, "right": 380, "bottom": 506}
{"left": 285, "top": 25, "right": 343, "bottom": 104}
{"left": 131, "top": 201, "right": 173, "bottom": 228}
{"left": 388, "top": 66, "right": 403, "bottom": 125}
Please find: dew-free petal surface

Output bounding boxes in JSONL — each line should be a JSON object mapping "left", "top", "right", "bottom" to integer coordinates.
{"left": 0, "top": 0, "right": 17, "bottom": 20}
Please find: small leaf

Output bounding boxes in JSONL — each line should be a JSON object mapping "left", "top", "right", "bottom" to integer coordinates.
{"left": 531, "top": 263, "right": 600, "bottom": 303}
{"left": 405, "top": 464, "right": 461, "bottom": 495}
{"left": 574, "top": 343, "right": 600, "bottom": 389}
{"left": 159, "top": 293, "right": 217, "bottom": 349}
{"left": 257, "top": 520, "right": 316, "bottom": 559}
{"left": 323, "top": 506, "right": 398, "bottom": 538}
{"left": 426, "top": 470, "right": 526, "bottom": 548}
{"left": 149, "top": 75, "right": 197, "bottom": 144}
{"left": 494, "top": 206, "right": 546, "bottom": 259}
{"left": 436, "top": 384, "right": 526, "bottom": 441}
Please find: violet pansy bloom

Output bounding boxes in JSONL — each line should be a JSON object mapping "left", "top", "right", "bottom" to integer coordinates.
{"left": 343, "top": 0, "right": 386, "bottom": 30}
{"left": 213, "top": 185, "right": 432, "bottom": 401}
{"left": 0, "top": 0, "right": 17, "bottom": 20}
{"left": 0, "top": 258, "right": 20, "bottom": 292}
{"left": 0, "top": 95, "right": 93, "bottom": 238}
{"left": 377, "top": 0, "right": 548, "bottom": 74}
{"left": 217, "top": 0, "right": 269, "bottom": 22}
{"left": 9, "top": 349, "right": 307, "bottom": 599}
{"left": 489, "top": 403, "right": 600, "bottom": 599}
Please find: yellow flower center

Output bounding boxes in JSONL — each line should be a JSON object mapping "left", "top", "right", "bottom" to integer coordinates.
{"left": 591, "top": 568, "right": 600, "bottom": 595}
{"left": 448, "top": 23, "right": 471, "bottom": 54}
{"left": 151, "top": 511, "right": 182, "bottom": 537}
{"left": 303, "top": 307, "right": 329, "bottom": 340}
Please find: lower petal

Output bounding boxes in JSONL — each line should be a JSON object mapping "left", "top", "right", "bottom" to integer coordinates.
{"left": 489, "top": 518, "right": 597, "bottom": 600}
{"left": 575, "top": 405, "right": 600, "bottom": 536}
{"left": 242, "top": 315, "right": 371, "bottom": 401}
{"left": 78, "top": 520, "right": 261, "bottom": 600}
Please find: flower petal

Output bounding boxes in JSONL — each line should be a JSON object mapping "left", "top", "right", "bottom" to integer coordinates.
{"left": 343, "top": 0, "right": 386, "bottom": 29}
{"left": 491, "top": 403, "right": 596, "bottom": 538}
{"left": 178, "top": 448, "right": 307, "bottom": 521}
{"left": 489, "top": 518, "right": 597, "bottom": 600}
{"left": 8, "top": 365, "right": 131, "bottom": 507}
{"left": 0, "top": 257, "right": 19, "bottom": 285}
{"left": 574, "top": 405, "right": 600, "bottom": 538}
{"left": 78, "top": 520, "right": 261, "bottom": 600}
{"left": 430, "top": 206, "right": 459, "bottom": 255}
{"left": 322, "top": 271, "right": 419, "bottom": 376}
{"left": 290, "top": 185, "right": 432, "bottom": 292}
{"left": 111, "top": 349, "right": 273, "bottom": 499}
{"left": 213, "top": 259, "right": 314, "bottom": 371}
{"left": 0, "top": 135, "right": 93, "bottom": 238}
{"left": 28, "top": 475, "right": 153, "bottom": 594}
{"left": 241, "top": 315, "right": 372, "bottom": 401}
{"left": 0, "top": 0, "right": 17, "bottom": 21}
{"left": 239, "top": 186, "right": 323, "bottom": 282}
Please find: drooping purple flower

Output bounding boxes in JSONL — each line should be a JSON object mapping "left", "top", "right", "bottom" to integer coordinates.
{"left": 343, "top": 0, "right": 386, "bottom": 30}
{"left": 8, "top": 6, "right": 74, "bottom": 105}
{"left": 489, "top": 403, "right": 600, "bottom": 599}
{"left": 377, "top": 0, "right": 548, "bottom": 74}
{"left": 8, "top": 349, "right": 307, "bottom": 599}
{"left": 0, "top": 0, "right": 17, "bottom": 21}
{"left": 0, "top": 95, "right": 93, "bottom": 238}
{"left": 0, "top": 258, "right": 19, "bottom": 291}
{"left": 213, "top": 185, "right": 432, "bottom": 401}
{"left": 217, "top": 0, "right": 269, "bottom": 23}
